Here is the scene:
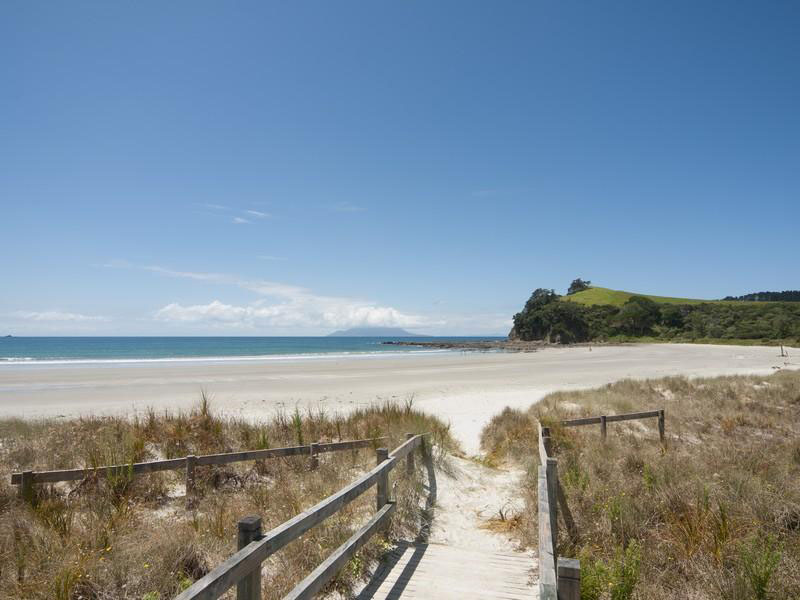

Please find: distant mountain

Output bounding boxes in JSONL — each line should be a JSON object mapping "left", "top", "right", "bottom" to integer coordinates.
{"left": 327, "top": 327, "right": 426, "bottom": 337}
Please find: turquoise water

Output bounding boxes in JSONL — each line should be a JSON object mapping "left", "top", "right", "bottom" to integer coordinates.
{"left": 0, "top": 337, "right": 503, "bottom": 364}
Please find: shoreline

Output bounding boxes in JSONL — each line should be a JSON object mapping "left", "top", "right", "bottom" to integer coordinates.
{"left": 1, "top": 343, "right": 796, "bottom": 454}
{"left": 0, "top": 348, "right": 457, "bottom": 368}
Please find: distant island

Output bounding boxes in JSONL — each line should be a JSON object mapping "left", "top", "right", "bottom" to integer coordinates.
{"left": 327, "top": 327, "right": 426, "bottom": 337}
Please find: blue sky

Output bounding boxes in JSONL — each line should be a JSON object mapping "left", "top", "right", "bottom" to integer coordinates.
{"left": 1, "top": 1, "right": 798, "bottom": 335}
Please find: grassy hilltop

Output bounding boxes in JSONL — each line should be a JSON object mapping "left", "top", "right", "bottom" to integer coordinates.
{"left": 562, "top": 286, "right": 753, "bottom": 307}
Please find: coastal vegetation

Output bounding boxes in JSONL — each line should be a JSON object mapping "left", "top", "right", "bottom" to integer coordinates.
{"left": 511, "top": 285, "right": 800, "bottom": 344}
{"left": 0, "top": 396, "right": 455, "bottom": 600}
{"left": 480, "top": 370, "right": 800, "bottom": 599}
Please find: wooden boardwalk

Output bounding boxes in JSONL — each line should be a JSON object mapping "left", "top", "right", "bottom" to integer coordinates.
{"left": 357, "top": 542, "right": 534, "bottom": 600}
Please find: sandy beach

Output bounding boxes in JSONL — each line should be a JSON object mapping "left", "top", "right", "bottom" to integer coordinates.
{"left": 1, "top": 343, "right": 796, "bottom": 454}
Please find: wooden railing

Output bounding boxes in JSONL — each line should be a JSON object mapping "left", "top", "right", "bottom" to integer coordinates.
{"left": 562, "top": 409, "right": 665, "bottom": 442}
{"left": 11, "top": 437, "right": 387, "bottom": 501}
{"left": 174, "top": 432, "right": 430, "bottom": 600}
{"left": 539, "top": 408, "right": 666, "bottom": 598}
{"left": 537, "top": 423, "right": 579, "bottom": 600}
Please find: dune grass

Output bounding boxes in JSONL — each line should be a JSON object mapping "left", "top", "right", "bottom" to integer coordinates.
{"left": 480, "top": 370, "right": 800, "bottom": 599}
{"left": 0, "top": 394, "right": 455, "bottom": 600}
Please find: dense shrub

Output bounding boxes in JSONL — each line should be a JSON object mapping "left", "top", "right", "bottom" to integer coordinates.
{"left": 512, "top": 290, "right": 800, "bottom": 344}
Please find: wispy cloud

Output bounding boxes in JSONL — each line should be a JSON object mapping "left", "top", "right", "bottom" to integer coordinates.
{"left": 245, "top": 210, "right": 271, "bottom": 219}
{"left": 201, "top": 203, "right": 271, "bottom": 224}
{"left": 107, "top": 261, "right": 428, "bottom": 331}
{"left": 10, "top": 310, "right": 109, "bottom": 322}
{"left": 330, "top": 201, "right": 365, "bottom": 213}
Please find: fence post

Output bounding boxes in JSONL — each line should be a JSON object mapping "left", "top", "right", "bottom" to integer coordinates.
{"left": 658, "top": 410, "right": 665, "bottom": 444}
{"left": 309, "top": 442, "right": 319, "bottom": 470}
{"left": 541, "top": 426, "right": 552, "bottom": 456}
{"left": 405, "top": 433, "right": 415, "bottom": 475}
{"left": 185, "top": 455, "right": 197, "bottom": 498}
{"left": 237, "top": 516, "right": 263, "bottom": 600}
{"left": 545, "top": 457, "right": 558, "bottom": 557}
{"left": 600, "top": 415, "right": 607, "bottom": 441}
{"left": 19, "top": 471, "right": 34, "bottom": 503}
{"left": 557, "top": 557, "right": 581, "bottom": 600}
{"left": 376, "top": 448, "right": 389, "bottom": 510}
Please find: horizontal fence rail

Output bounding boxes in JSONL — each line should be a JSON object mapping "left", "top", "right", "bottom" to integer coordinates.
{"left": 11, "top": 437, "right": 387, "bottom": 491}
{"left": 174, "top": 433, "right": 429, "bottom": 600}
{"left": 561, "top": 409, "right": 665, "bottom": 442}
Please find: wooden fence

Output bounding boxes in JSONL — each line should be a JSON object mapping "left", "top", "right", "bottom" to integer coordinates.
{"left": 562, "top": 409, "right": 665, "bottom": 443}
{"left": 538, "top": 408, "right": 666, "bottom": 598}
{"left": 11, "top": 437, "right": 387, "bottom": 501}
{"left": 537, "top": 423, "right": 579, "bottom": 600}
{"left": 174, "top": 432, "right": 430, "bottom": 600}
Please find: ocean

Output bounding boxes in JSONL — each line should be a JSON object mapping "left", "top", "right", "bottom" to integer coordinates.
{"left": 0, "top": 336, "right": 504, "bottom": 364}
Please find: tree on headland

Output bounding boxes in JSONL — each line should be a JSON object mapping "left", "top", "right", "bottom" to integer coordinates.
{"left": 512, "top": 288, "right": 590, "bottom": 343}
{"left": 615, "top": 296, "right": 660, "bottom": 336}
{"left": 567, "top": 278, "right": 592, "bottom": 295}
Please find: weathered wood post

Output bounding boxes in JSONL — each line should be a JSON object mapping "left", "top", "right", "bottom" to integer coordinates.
{"left": 185, "top": 455, "right": 197, "bottom": 498}
{"left": 376, "top": 447, "right": 389, "bottom": 510}
{"left": 541, "top": 426, "right": 553, "bottom": 456}
{"left": 600, "top": 415, "right": 607, "bottom": 441}
{"left": 545, "top": 457, "right": 558, "bottom": 555}
{"left": 309, "top": 442, "right": 320, "bottom": 470}
{"left": 19, "top": 471, "right": 34, "bottom": 503}
{"left": 237, "top": 515, "right": 263, "bottom": 600}
{"left": 557, "top": 557, "right": 581, "bottom": 600}
{"left": 405, "top": 433, "right": 415, "bottom": 476}
{"left": 658, "top": 410, "right": 665, "bottom": 444}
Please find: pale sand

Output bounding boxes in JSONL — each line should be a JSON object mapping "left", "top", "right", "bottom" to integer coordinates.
{"left": 0, "top": 343, "right": 796, "bottom": 454}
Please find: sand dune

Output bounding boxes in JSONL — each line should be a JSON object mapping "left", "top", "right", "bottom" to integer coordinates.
{"left": 1, "top": 343, "right": 795, "bottom": 454}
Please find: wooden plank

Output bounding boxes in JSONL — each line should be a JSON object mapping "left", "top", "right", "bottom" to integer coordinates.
{"left": 360, "top": 543, "right": 534, "bottom": 600}
{"left": 538, "top": 422, "right": 549, "bottom": 464}
{"left": 545, "top": 458, "right": 558, "bottom": 559}
{"left": 11, "top": 458, "right": 187, "bottom": 484}
{"left": 11, "top": 437, "right": 386, "bottom": 485}
{"left": 197, "top": 446, "right": 308, "bottom": 467}
{"left": 285, "top": 502, "right": 396, "bottom": 600}
{"left": 538, "top": 465, "right": 557, "bottom": 600}
{"left": 175, "top": 455, "right": 399, "bottom": 600}
{"left": 560, "top": 416, "right": 602, "bottom": 427}
{"left": 605, "top": 410, "right": 661, "bottom": 423}
{"left": 317, "top": 438, "right": 387, "bottom": 453}
{"left": 388, "top": 435, "right": 423, "bottom": 461}
{"left": 557, "top": 557, "right": 581, "bottom": 600}
{"left": 561, "top": 410, "right": 661, "bottom": 427}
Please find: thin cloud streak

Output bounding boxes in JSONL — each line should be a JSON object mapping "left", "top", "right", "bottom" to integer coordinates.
{"left": 10, "top": 310, "right": 109, "bottom": 322}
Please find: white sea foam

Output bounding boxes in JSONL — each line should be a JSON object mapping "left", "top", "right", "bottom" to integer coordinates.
{"left": 0, "top": 349, "right": 455, "bottom": 366}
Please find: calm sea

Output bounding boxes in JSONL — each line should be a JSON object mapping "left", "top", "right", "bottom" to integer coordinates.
{"left": 0, "top": 337, "right": 503, "bottom": 364}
